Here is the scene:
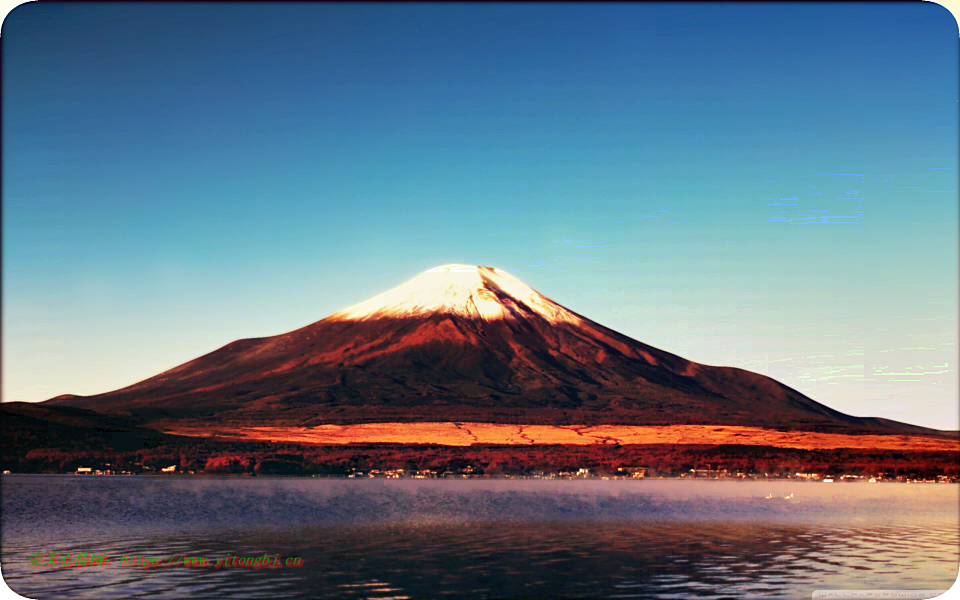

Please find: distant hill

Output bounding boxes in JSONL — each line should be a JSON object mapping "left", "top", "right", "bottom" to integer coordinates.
{"left": 0, "top": 402, "right": 173, "bottom": 452}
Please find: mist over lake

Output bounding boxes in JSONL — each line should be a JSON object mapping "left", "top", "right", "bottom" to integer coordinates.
{"left": 3, "top": 476, "right": 957, "bottom": 599}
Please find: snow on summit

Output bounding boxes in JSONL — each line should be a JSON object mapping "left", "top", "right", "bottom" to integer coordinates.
{"left": 330, "top": 264, "right": 582, "bottom": 324}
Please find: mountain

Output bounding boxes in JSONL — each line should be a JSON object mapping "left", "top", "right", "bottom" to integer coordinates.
{"left": 46, "top": 265, "right": 943, "bottom": 436}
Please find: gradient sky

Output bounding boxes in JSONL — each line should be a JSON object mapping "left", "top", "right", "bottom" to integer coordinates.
{"left": 3, "top": 3, "right": 958, "bottom": 428}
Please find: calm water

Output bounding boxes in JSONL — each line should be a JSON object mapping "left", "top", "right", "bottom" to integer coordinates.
{"left": 1, "top": 475, "right": 957, "bottom": 599}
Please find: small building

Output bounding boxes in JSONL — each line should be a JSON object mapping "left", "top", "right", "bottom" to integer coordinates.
{"left": 617, "top": 467, "right": 648, "bottom": 479}
{"left": 689, "top": 468, "right": 728, "bottom": 478}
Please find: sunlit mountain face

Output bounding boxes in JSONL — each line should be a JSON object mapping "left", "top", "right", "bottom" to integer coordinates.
{"left": 46, "top": 265, "right": 944, "bottom": 436}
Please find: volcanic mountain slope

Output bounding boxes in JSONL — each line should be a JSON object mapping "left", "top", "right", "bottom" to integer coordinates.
{"left": 47, "top": 265, "right": 942, "bottom": 436}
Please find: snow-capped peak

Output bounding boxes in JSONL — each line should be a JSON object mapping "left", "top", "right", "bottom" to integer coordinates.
{"left": 329, "top": 264, "right": 582, "bottom": 324}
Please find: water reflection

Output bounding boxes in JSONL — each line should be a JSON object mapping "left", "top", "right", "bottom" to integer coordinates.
{"left": 2, "top": 476, "right": 957, "bottom": 599}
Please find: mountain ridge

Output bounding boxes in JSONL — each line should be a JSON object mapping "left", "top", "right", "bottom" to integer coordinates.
{"left": 45, "top": 265, "right": 950, "bottom": 437}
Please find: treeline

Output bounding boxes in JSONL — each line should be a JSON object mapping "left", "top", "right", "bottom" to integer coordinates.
{"left": 3, "top": 402, "right": 955, "bottom": 477}
{"left": 3, "top": 441, "right": 958, "bottom": 478}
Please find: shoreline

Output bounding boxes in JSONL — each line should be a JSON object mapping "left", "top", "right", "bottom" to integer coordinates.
{"left": 4, "top": 473, "right": 958, "bottom": 483}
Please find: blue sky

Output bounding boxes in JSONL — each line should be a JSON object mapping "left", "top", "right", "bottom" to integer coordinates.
{"left": 3, "top": 3, "right": 957, "bottom": 428}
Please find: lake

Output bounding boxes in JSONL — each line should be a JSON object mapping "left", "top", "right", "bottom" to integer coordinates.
{"left": 1, "top": 475, "right": 957, "bottom": 599}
